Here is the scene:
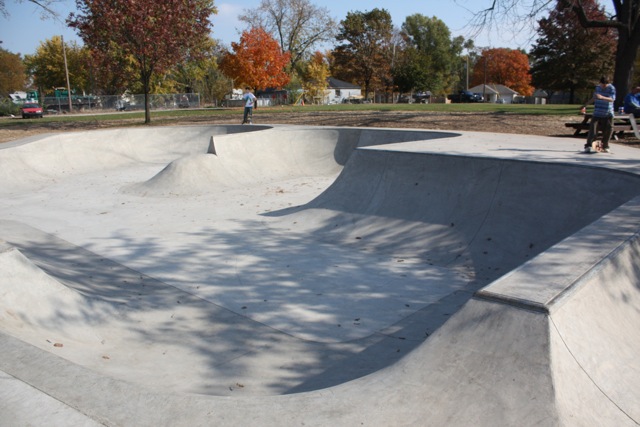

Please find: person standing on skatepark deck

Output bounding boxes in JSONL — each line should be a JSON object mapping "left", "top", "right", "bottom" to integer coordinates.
{"left": 242, "top": 87, "right": 257, "bottom": 124}
{"left": 581, "top": 76, "right": 615, "bottom": 153}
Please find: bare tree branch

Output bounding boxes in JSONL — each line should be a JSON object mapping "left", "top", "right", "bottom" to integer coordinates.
{"left": 458, "top": 0, "right": 556, "bottom": 46}
{"left": 1, "top": 0, "right": 62, "bottom": 20}
{"left": 239, "top": 0, "right": 337, "bottom": 70}
{"left": 561, "top": 0, "right": 623, "bottom": 29}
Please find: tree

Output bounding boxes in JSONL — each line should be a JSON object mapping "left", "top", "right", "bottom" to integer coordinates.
{"left": 530, "top": 0, "right": 616, "bottom": 103}
{"left": 393, "top": 47, "right": 432, "bottom": 94}
{"left": 393, "top": 14, "right": 470, "bottom": 94}
{"left": 0, "top": 48, "right": 26, "bottom": 97}
{"left": 470, "top": 48, "right": 534, "bottom": 96}
{"left": 87, "top": 46, "right": 140, "bottom": 95}
{"left": 219, "top": 27, "right": 291, "bottom": 91}
{"left": 68, "top": 0, "right": 217, "bottom": 123}
{"left": 162, "top": 37, "right": 215, "bottom": 93}
{"left": 239, "top": 0, "right": 336, "bottom": 72}
{"left": 200, "top": 65, "right": 234, "bottom": 105}
{"left": 301, "top": 51, "right": 330, "bottom": 103}
{"left": 23, "top": 36, "right": 91, "bottom": 95}
{"left": 470, "top": 0, "right": 640, "bottom": 105}
{"left": 331, "top": 8, "right": 394, "bottom": 99}
{"left": 163, "top": 38, "right": 231, "bottom": 105}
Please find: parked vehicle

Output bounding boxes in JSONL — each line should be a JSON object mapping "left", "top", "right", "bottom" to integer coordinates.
{"left": 448, "top": 90, "right": 484, "bottom": 103}
{"left": 342, "top": 95, "right": 370, "bottom": 104}
{"left": 43, "top": 87, "right": 99, "bottom": 112}
{"left": 20, "top": 103, "right": 43, "bottom": 119}
{"left": 398, "top": 92, "right": 431, "bottom": 104}
{"left": 413, "top": 91, "right": 431, "bottom": 104}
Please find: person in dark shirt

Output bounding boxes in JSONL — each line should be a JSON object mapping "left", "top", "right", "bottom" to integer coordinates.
{"left": 623, "top": 86, "right": 640, "bottom": 117}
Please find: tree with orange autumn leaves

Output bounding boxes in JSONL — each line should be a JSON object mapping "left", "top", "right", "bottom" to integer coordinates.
{"left": 470, "top": 48, "right": 534, "bottom": 96}
{"left": 220, "top": 27, "right": 291, "bottom": 91}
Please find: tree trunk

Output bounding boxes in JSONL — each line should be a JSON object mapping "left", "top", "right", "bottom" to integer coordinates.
{"left": 142, "top": 71, "right": 151, "bottom": 124}
{"left": 569, "top": 86, "right": 575, "bottom": 104}
{"left": 144, "top": 92, "right": 150, "bottom": 124}
{"left": 363, "top": 78, "right": 371, "bottom": 101}
{"left": 139, "top": 57, "right": 152, "bottom": 124}
{"left": 613, "top": 31, "right": 640, "bottom": 108}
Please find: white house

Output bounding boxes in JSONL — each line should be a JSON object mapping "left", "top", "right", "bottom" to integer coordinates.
{"left": 9, "top": 91, "right": 38, "bottom": 104}
{"left": 325, "top": 77, "right": 362, "bottom": 104}
{"left": 469, "top": 84, "right": 520, "bottom": 104}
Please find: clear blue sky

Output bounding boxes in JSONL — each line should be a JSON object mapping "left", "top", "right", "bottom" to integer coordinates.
{"left": 1, "top": 0, "right": 536, "bottom": 56}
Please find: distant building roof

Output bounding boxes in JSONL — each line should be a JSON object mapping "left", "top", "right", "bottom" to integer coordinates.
{"left": 327, "top": 77, "right": 360, "bottom": 89}
{"left": 533, "top": 89, "right": 548, "bottom": 98}
{"left": 470, "top": 84, "right": 520, "bottom": 96}
{"left": 470, "top": 85, "right": 499, "bottom": 95}
{"left": 9, "top": 92, "right": 28, "bottom": 101}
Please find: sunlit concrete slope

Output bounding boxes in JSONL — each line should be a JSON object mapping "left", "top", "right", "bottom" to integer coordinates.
{"left": 0, "top": 125, "right": 271, "bottom": 193}
{"left": 123, "top": 126, "right": 357, "bottom": 195}
{"left": 125, "top": 127, "right": 456, "bottom": 195}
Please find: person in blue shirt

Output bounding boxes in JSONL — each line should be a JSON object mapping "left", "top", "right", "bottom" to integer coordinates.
{"left": 242, "top": 87, "right": 257, "bottom": 124}
{"left": 623, "top": 86, "right": 640, "bottom": 117}
{"left": 581, "top": 77, "right": 616, "bottom": 153}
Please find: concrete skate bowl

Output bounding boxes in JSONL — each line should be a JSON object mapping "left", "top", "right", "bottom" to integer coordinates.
{"left": 1, "top": 124, "right": 640, "bottom": 426}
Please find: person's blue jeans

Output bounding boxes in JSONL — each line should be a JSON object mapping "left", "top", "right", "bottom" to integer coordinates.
{"left": 627, "top": 106, "right": 640, "bottom": 118}
{"left": 586, "top": 115, "right": 613, "bottom": 149}
{"left": 242, "top": 107, "right": 253, "bottom": 124}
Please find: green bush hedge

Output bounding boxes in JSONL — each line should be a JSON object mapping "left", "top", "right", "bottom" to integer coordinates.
{"left": 0, "top": 100, "right": 21, "bottom": 117}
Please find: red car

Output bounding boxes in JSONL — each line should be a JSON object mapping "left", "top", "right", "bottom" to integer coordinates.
{"left": 21, "top": 103, "right": 43, "bottom": 119}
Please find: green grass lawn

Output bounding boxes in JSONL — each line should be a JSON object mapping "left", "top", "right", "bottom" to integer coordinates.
{"left": 0, "top": 102, "right": 579, "bottom": 129}
{"left": 268, "top": 102, "right": 578, "bottom": 115}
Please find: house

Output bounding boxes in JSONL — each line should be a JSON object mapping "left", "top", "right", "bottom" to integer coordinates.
{"left": 257, "top": 88, "right": 288, "bottom": 106}
{"left": 9, "top": 91, "right": 38, "bottom": 105}
{"left": 469, "top": 84, "right": 520, "bottom": 104}
{"left": 533, "top": 89, "right": 549, "bottom": 105}
{"left": 325, "top": 77, "right": 362, "bottom": 104}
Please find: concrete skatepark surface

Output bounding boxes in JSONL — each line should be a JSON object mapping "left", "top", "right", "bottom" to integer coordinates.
{"left": 1, "top": 124, "right": 639, "bottom": 426}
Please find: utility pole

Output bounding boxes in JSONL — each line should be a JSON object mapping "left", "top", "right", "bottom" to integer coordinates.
{"left": 466, "top": 55, "right": 469, "bottom": 91}
{"left": 61, "top": 35, "right": 73, "bottom": 113}
{"left": 483, "top": 55, "right": 487, "bottom": 102}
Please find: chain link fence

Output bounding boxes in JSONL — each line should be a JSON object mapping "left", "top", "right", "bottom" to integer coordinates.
{"left": 41, "top": 93, "right": 200, "bottom": 114}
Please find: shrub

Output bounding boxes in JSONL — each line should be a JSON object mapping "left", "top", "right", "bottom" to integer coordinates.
{"left": 0, "top": 99, "right": 21, "bottom": 117}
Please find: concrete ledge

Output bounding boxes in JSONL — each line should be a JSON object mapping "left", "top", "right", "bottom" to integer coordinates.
{"left": 477, "top": 195, "right": 640, "bottom": 313}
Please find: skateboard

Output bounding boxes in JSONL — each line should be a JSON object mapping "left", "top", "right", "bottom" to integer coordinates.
{"left": 580, "top": 141, "right": 611, "bottom": 154}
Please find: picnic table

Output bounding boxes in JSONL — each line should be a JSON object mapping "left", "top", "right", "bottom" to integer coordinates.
{"left": 565, "top": 113, "right": 640, "bottom": 139}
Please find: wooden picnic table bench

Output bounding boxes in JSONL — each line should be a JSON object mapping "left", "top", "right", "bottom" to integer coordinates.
{"left": 565, "top": 113, "right": 640, "bottom": 139}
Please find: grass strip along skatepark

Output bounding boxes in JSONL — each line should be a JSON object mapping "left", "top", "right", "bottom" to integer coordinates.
{"left": 1, "top": 124, "right": 640, "bottom": 426}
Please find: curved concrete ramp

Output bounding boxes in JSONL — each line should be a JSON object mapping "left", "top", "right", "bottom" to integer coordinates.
{"left": 124, "top": 127, "right": 353, "bottom": 195}
{"left": 268, "top": 148, "right": 640, "bottom": 282}
{"left": 125, "top": 127, "right": 457, "bottom": 195}
{"left": 1, "top": 125, "right": 640, "bottom": 426}
{"left": 0, "top": 125, "right": 271, "bottom": 193}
